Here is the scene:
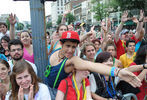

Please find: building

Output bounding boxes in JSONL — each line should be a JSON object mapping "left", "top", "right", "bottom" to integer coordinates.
{"left": 51, "top": 0, "right": 71, "bottom": 26}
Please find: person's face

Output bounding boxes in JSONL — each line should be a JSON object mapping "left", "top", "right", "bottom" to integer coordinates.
{"left": 89, "top": 35, "right": 95, "bottom": 42}
{"left": 68, "top": 25, "right": 73, "bottom": 31}
{"left": 85, "top": 45, "right": 96, "bottom": 60}
{"left": 107, "top": 34, "right": 112, "bottom": 41}
{"left": 127, "top": 42, "right": 135, "bottom": 53}
{"left": 9, "top": 45, "right": 23, "bottom": 61}
{"left": 102, "top": 56, "right": 113, "bottom": 67}
{"left": 1, "top": 39, "right": 8, "bottom": 49}
{"left": 76, "top": 70, "right": 89, "bottom": 79}
{"left": 0, "top": 24, "right": 7, "bottom": 34}
{"left": 46, "top": 34, "right": 50, "bottom": 45}
{"left": 20, "top": 32, "right": 31, "bottom": 45}
{"left": 94, "top": 41, "right": 101, "bottom": 51}
{"left": 58, "top": 26, "right": 67, "bottom": 37}
{"left": 128, "top": 32, "right": 133, "bottom": 38}
{"left": 16, "top": 69, "right": 32, "bottom": 89}
{"left": 106, "top": 46, "right": 116, "bottom": 57}
{"left": 124, "top": 32, "right": 129, "bottom": 41}
{"left": 61, "top": 41, "right": 78, "bottom": 58}
{"left": 0, "top": 63, "right": 10, "bottom": 80}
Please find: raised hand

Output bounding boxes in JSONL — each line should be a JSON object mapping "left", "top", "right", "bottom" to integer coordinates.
{"left": 118, "top": 68, "right": 142, "bottom": 88}
{"left": 8, "top": 13, "right": 17, "bottom": 25}
{"left": 132, "top": 17, "right": 138, "bottom": 23}
{"left": 18, "top": 86, "right": 24, "bottom": 100}
{"left": 28, "top": 84, "right": 34, "bottom": 100}
{"left": 121, "top": 11, "right": 128, "bottom": 23}
{"left": 139, "top": 10, "right": 144, "bottom": 22}
{"left": 107, "top": 18, "right": 111, "bottom": 32}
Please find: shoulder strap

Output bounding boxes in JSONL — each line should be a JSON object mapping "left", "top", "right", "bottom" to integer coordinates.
{"left": 53, "top": 40, "right": 59, "bottom": 51}
{"left": 53, "top": 58, "right": 67, "bottom": 88}
{"left": 64, "top": 79, "right": 68, "bottom": 100}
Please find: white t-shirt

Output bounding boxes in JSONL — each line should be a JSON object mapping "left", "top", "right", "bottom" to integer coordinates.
{"left": 5, "top": 83, "right": 51, "bottom": 100}
{"left": 8, "top": 59, "right": 38, "bottom": 75}
{"left": 0, "top": 31, "right": 9, "bottom": 40}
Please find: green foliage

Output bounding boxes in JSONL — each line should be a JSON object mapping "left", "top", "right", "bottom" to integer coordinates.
{"left": 6, "top": 18, "right": 10, "bottom": 30}
{"left": 16, "top": 22, "right": 24, "bottom": 30}
{"left": 91, "top": 0, "right": 146, "bottom": 21}
{"left": 46, "top": 22, "right": 52, "bottom": 29}
{"left": 26, "top": 23, "right": 31, "bottom": 29}
{"left": 66, "top": 13, "right": 76, "bottom": 25}
{"left": 56, "top": 13, "right": 75, "bottom": 25}
{"left": 91, "top": 0, "right": 108, "bottom": 21}
{"left": 57, "top": 15, "right": 62, "bottom": 25}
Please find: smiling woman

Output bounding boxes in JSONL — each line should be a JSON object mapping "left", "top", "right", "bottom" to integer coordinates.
{"left": 7, "top": 60, "right": 51, "bottom": 100}
{"left": 0, "top": 59, "right": 11, "bottom": 100}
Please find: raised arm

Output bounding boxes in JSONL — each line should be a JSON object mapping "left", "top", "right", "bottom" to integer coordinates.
{"left": 134, "top": 10, "right": 144, "bottom": 40}
{"left": 115, "top": 11, "right": 128, "bottom": 42}
{"left": 127, "top": 64, "right": 147, "bottom": 81}
{"left": 9, "top": 13, "right": 17, "bottom": 40}
{"left": 66, "top": 56, "right": 141, "bottom": 87}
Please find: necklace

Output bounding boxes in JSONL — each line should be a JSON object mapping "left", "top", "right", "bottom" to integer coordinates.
{"left": 58, "top": 51, "right": 65, "bottom": 60}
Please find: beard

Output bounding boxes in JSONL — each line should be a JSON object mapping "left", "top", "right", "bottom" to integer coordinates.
{"left": 12, "top": 54, "right": 23, "bottom": 61}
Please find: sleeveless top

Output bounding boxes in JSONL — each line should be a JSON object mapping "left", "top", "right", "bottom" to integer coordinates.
{"left": 45, "top": 49, "right": 69, "bottom": 89}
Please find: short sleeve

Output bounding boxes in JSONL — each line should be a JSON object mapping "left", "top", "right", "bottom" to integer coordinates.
{"left": 85, "top": 78, "right": 90, "bottom": 87}
{"left": 58, "top": 79, "right": 67, "bottom": 94}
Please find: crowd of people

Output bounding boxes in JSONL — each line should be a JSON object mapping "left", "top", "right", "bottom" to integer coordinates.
{"left": 0, "top": 9, "right": 146, "bottom": 100}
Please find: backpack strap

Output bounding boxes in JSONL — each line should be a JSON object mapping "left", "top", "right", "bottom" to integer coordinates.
{"left": 64, "top": 79, "right": 68, "bottom": 100}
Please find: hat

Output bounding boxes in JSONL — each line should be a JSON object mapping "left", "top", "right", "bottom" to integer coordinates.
{"left": 60, "top": 31, "right": 80, "bottom": 43}
{"left": 120, "top": 29, "right": 129, "bottom": 35}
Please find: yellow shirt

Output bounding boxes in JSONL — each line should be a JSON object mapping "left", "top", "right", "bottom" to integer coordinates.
{"left": 119, "top": 52, "right": 136, "bottom": 68}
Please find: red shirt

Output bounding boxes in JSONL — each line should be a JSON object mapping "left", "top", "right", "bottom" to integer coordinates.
{"left": 58, "top": 76, "right": 90, "bottom": 100}
{"left": 114, "top": 35, "right": 139, "bottom": 59}
{"left": 130, "top": 62, "right": 147, "bottom": 100}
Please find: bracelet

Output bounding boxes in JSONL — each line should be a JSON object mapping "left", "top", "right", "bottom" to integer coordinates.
{"left": 116, "top": 68, "right": 122, "bottom": 76}
{"left": 110, "top": 67, "right": 116, "bottom": 76}
{"left": 143, "top": 64, "right": 147, "bottom": 69}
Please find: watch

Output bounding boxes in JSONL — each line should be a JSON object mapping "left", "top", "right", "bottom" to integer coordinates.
{"left": 143, "top": 64, "right": 147, "bottom": 69}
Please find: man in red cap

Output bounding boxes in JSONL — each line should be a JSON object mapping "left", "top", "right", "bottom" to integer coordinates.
{"left": 45, "top": 31, "right": 142, "bottom": 99}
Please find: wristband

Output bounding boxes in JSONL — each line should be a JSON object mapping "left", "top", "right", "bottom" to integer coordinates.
{"left": 110, "top": 67, "right": 116, "bottom": 76}
{"left": 116, "top": 69, "right": 122, "bottom": 76}
{"left": 143, "top": 64, "right": 147, "bottom": 69}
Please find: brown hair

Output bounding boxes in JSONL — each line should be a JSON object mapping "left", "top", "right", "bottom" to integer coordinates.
{"left": 80, "top": 42, "right": 96, "bottom": 58}
{"left": 56, "top": 24, "right": 68, "bottom": 33}
{"left": 95, "top": 52, "right": 112, "bottom": 63}
{"left": 10, "top": 60, "right": 40, "bottom": 100}
{"left": 0, "top": 59, "right": 10, "bottom": 69}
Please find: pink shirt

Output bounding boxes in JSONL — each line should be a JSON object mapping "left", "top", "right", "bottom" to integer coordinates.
{"left": 23, "top": 48, "right": 34, "bottom": 63}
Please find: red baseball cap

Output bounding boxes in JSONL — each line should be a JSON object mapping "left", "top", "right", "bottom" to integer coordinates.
{"left": 60, "top": 31, "right": 80, "bottom": 43}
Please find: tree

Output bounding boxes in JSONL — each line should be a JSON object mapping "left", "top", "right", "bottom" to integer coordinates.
{"left": 91, "top": 0, "right": 146, "bottom": 21}
{"left": 66, "top": 13, "right": 75, "bottom": 25}
{"left": 46, "top": 22, "right": 52, "bottom": 29}
{"left": 16, "top": 22, "right": 24, "bottom": 30}
{"left": 57, "top": 15, "right": 62, "bottom": 25}
{"left": 56, "top": 13, "right": 75, "bottom": 25}
{"left": 26, "top": 23, "right": 31, "bottom": 29}
{"left": 6, "top": 18, "right": 10, "bottom": 30}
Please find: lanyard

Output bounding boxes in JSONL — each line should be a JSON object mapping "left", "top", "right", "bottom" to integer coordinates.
{"left": 72, "top": 72, "right": 87, "bottom": 100}
{"left": 103, "top": 76, "right": 116, "bottom": 98}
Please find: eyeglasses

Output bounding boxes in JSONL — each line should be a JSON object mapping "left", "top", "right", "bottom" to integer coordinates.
{"left": 10, "top": 48, "right": 22, "bottom": 52}
{"left": 128, "top": 45, "right": 135, "bottom": 47}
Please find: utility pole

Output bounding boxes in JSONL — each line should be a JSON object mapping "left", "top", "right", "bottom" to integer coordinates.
{"left": 30, "top": 0, "right": 47, "bottom": 82}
